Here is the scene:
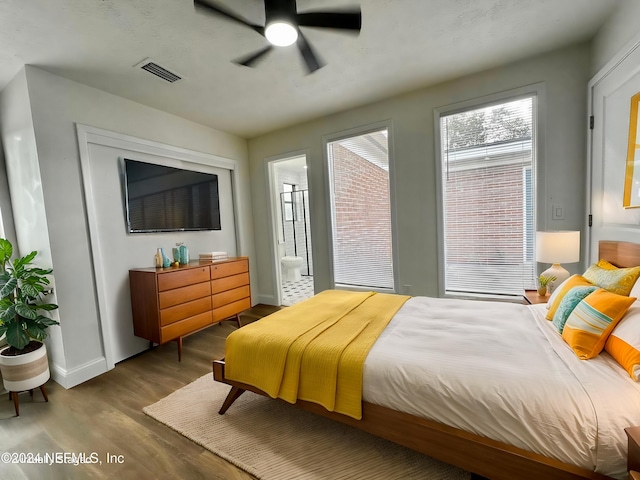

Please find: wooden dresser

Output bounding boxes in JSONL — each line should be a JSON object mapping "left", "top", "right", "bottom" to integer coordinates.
{"left": 129, "top": 257, "right": 251, "bottom": 360}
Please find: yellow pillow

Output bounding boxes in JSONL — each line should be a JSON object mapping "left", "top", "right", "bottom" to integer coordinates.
{"left": 545, "top": 275, "right": 594, "bottom": 320}
{"left": 583, "top": 260, "right": 640, "bottom": 296}
{"left": 605, "top": 304, "right": 640, "bottom": 380}
{"left": 562, "top": 288, "right": 636, "bottom": 359}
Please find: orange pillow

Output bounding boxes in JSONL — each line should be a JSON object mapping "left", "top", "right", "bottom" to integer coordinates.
{"left": 545, "top": 275, "right": 594, "bottom": 320}
{"left": 562, "top": 288, "right": 636, "bottom": 359}
{"left": 605, "top": 304, "right": 640, "bottom": 380}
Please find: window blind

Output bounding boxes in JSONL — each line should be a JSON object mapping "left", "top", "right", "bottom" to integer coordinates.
{"left": 327, "top": 129, "right": 394, "bottom": 290}
{"left": 440, "top": 96, "right": 536, "bottom": 296}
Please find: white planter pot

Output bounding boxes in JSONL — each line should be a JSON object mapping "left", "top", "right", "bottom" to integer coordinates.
{"left": 0, "top": 342, "right": 50, "bottom": 392}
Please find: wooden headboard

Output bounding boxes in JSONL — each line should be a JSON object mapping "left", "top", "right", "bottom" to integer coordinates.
{"left": 599, "top": 241, "right": 640, "bottom": 268}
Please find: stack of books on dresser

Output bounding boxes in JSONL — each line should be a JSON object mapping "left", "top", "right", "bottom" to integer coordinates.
{"left": 199, "top": 251, "right": 228, "bottom": 262}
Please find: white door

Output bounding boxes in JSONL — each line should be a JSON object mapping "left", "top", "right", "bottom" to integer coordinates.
{"left": 588, "top": 40, "right": 640, "bottom": 263}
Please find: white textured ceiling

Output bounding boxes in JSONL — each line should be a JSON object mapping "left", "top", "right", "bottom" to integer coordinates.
{"left": 0, "top": 0, "right": 619, "bottom": 139}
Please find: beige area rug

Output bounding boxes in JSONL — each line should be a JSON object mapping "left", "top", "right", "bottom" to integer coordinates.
{"left": 143, "top": 374, "right": 471, "bottom": 480}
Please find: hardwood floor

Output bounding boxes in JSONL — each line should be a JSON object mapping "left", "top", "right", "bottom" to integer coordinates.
{"left": 0, "top": 305, "right": 281, "bottom": 479}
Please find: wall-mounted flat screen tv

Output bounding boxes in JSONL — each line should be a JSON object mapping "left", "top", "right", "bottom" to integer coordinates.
{"left": 123, "top": 158, "right": 222, "bottom": 233}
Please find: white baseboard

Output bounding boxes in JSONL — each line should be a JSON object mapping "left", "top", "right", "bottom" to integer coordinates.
{"left": 50, "top": 357, "right": 109, "bottom": 389}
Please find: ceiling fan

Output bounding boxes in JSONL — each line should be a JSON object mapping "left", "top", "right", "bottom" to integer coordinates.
{"left": 194, "top": 0, "right": 362, "bottom": 74}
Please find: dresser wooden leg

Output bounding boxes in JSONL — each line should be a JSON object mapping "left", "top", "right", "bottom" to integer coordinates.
{"left": 235, "top": 313, "right": 242, "bottom": 328}
{"left": 177, "top": 337, "right": 183, "bottom": 362}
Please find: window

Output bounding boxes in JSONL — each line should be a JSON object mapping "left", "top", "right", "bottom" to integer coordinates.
{"left": 327, "top": 128, "right": 394, "bottom": 290}
{"left": 439, "top": 96, "right": 536, "bottom": 296}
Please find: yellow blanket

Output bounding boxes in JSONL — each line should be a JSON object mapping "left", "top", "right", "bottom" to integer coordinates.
{"left": 224, "top": 289, "right": 410, "bottom": 419}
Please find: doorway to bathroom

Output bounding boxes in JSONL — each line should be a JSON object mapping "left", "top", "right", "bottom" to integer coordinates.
{"left": 268, "top": 154, "right": 314, "bottom": 306}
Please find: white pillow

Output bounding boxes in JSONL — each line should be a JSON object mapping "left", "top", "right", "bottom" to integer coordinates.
{"left": 631, "top": 276, "right": 640, "bottom": 299}
{"left": 546, "top": 277, "right": 569, "bottom": 309}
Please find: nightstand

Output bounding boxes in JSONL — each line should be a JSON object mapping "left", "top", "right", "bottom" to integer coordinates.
{"left": 626, "top": 426, "right": 640, "bottom": 479}
{"left": 523, "top": 290, "right": 549, "bottom": 305}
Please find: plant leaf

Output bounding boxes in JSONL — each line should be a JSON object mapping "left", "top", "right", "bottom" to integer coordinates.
{"left": 36, "top": 303, "right": 58, "bottom": 311}
{"left": 13, "top": 251, "right": 37, "bottom": 270}
{"left": 30, "top": 268, "right": 53, "bottom": 276}
{"left": 26, "top": 324, "right": 46, "bottom": 341}
{"left": 19, "top": 283, "right": 41, "bottom": 298}
{"left": 15, "top": 303, "right": 37, "bottom": 319}
{"left": 33, "top": 315, "right": 59, "bottom": 327}
{"left": 6, "top": 321, "right": 30, "bottom": 350}
{"left": 0, "top": 239, "right": 12, "bottom": 265}
{"left": 0, "top": 276, "right": 17, "bottom": 298}
{"left": 0, "top": 303, "right": 16, "bottom": 321}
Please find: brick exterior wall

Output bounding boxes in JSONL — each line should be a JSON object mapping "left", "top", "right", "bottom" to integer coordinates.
{"left": 445, "top": 163, "right": 525, "bottom": 264}
{"left": 331, "top": 144, "right": 393, "bottom": 288}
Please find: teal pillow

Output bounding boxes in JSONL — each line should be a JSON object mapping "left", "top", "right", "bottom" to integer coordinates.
{"left": 552, "top": 285, "right": 598, "bottom": 333}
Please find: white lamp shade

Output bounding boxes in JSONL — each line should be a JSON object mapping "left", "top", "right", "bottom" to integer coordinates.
{"left": 535, "top": 231, "right": 580, "bottom": 264}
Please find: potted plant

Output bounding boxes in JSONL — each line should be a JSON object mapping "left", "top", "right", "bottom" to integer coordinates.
{"left": 0, "top": 238, "right": 58, "bottom": 403}
{"left": 536, "top": 274, "right": 557, "bottom": 296}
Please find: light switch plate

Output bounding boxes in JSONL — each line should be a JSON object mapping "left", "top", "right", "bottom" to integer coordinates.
{"left": 552, "top": 204, "right": 564, "bottom": 220}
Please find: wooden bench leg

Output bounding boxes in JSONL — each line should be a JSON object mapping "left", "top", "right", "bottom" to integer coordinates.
{"left": 40, "top": 385, "right": 49, "bottom": 402}
{"left": 7, "top": 385, "right": 49, "bottom": 416}
{"left": 11, "top": 392, "right": 19, "bottom": 416}
{"left": 219, "top": 386, "right": 246, "bottom": 415}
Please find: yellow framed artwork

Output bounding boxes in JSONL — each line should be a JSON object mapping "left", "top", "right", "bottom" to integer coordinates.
{"left": 624, "top": 91, "right": 640, "bottom": 208}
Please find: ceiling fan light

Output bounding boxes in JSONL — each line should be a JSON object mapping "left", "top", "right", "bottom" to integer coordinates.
{"left": 265, "top": 22, "right": 298, "bottom": 47}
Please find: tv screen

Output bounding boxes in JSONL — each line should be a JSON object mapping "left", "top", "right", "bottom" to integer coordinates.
{"left": 123, "top": 158, "right": 221, "bottom": 233}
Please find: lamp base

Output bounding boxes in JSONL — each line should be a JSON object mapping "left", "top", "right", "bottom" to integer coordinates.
{"left": 541, "top": 264, "right": 570, "bottom": 294}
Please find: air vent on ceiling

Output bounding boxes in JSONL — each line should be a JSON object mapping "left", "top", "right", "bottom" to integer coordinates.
{"left": 134, "top": 58, "right": 183, "bottom": 83}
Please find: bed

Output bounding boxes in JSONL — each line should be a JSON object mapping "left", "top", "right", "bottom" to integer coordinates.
{"left": 212, "top": 240, "right": 640, "bottom": 480}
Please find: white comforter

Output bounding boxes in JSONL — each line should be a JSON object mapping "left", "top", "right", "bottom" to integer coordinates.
{"left": 362, "top": 297, "right": 640, "bottom": 479}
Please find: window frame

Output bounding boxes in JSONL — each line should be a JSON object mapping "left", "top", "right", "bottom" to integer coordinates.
{"left": 433, "top": 84, "right": 546, "bottom": 300}
{"left": 282, "top": 182, "right": 296, "bottom": 222}
{"left": 322, "top": 120, "right": 399, "bottom": 293}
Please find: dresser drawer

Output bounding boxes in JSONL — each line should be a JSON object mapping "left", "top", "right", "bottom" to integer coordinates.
{"left": 211, "top": 259, "right": 248, "bottom": 279}
{"left": 211, "top": 272, "right": 249, "bottom": 294}
{"left": 160, "top": 311, "right": 212, "bottom": 342}
{"left": 160, "top": 296, "right": 211, "bottom": 326}
{"left": 212, "top": 285, "right": 250, "bottom": 308}
{"left": 159, "top": 281, "right": 211, "bottom": 309}
{"left": 213, "top": 297, "right": 251, "bottom": 322}
{"left": 157, "top": 266, "right": 210, "bottom": 292}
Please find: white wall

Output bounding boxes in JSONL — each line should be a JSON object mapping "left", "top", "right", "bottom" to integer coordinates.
{"left": 80, "top": 134, "right": 239, "bottom": 365}
{"left": 0, "top": 66, "right": 253, "bottom": 387}
{"left": 0, "top": 146, "right": 17, "bottom": 247}
{"left": 248, "top": 43, "right": 591, "bottom": 303}
{"left": 0, "top": 69, "right": 65, "bottom": 370}
{"left": 591, "top": 0, "right": 640, "bottom": 76}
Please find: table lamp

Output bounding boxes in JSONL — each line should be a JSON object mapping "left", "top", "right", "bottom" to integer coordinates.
{"left": 536, "top": 231, "right": 580, "bottom": 292}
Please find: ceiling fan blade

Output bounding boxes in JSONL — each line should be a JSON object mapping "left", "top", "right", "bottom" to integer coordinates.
{"left": 194, "top": 0, "right": 265, "bottom": 36}
{"left": 296, "top": 10, "right": 362, "bottom": 31}
{"left": 233, "top": 46, "right": 274, "bottom": 68}
{"left": 297, "top": 30, "right": 324, "bottom": 74}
